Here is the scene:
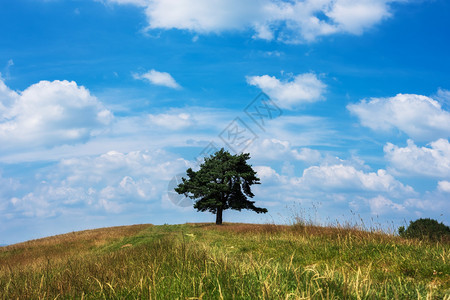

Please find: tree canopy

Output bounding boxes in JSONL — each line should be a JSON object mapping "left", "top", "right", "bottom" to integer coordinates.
{"left": 175, "top": 149, "right": 267, "bottom": 224}
{"left": 399, "top": 218, "right": 450, "bottom": 242}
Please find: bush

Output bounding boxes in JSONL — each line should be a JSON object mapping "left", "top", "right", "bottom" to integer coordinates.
{"left": 399, "top": 218, "right": 450, "bottom": 242}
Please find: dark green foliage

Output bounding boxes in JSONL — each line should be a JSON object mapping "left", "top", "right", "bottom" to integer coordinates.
{"left": 399, "top": 218, "right": 450, "bottom": 242}
{"left": 398, "top": 225, "right": 405, "bottom": 236}
{"left": 175, "top": 149, "right": 267, "bottom": 224}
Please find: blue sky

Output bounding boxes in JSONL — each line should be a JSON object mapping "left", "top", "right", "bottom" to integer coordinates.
{"left": 1, "top": 0, "right": 449, "bottom": 245}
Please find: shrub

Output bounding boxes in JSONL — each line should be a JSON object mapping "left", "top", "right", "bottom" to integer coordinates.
{"left": 399, "top": 218, "right": 450, "bottom": 242}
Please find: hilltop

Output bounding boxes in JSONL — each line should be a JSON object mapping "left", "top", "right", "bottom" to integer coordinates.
{"left": 1, "top": 223, "right": 449, "bottom": 299}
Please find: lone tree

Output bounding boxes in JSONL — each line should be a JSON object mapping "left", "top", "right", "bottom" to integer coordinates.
{"left": 175, "top": 148, "right": 267, "bottom": 225}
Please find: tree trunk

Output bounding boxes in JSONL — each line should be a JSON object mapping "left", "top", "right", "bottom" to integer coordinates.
{"left": 216, "top": 207, "right": 223, "bottom": 225}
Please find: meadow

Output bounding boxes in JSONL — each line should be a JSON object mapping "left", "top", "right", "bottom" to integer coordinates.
{"left": 0, "top": 222, "right": 448, "bottom": 299}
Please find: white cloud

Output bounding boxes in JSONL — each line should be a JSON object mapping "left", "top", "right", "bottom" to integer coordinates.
{"left": 368, "top": 195, "right": 405, "bottom": 215}
{"left": 247, "top": 73, "right": 326, "bottom": 109}
{"left": 253, "top": 162, "right": 450, "bottom": 221}
{"left": 9, "top": 149, "right": 190, "bottom": 217}
{"left": 292, "top": 147, "right": 322, "bottom": 162}
{"left": 295, "top": 164, "right": 414, "bottom": 195}
{"left": 325, "top": 0, "right": 391, "bottom": 35}
{"left": 144, "top": 0, "right": 262, "bottom": 33}
{"left": 134, "top": 69, "right": 181, "bottom": 89}
{"left": 248, "top": 138, "right": 322, "bottom": 163}
{"left": 148, "top": 112, "right": 194, "bottom": 130}
{"left": 254, "top": 165, "right": 280, "bottom": 182}
{"left": 0, "top": 106, "right": 238, "bottom": 164}
{"left": 252, "top": 161, "right": 416, "bottom": 219}
{"left": 254, "top": 162, "right": 414, "bottom": 197}
{"left": 10, "top": 187, "right": 85, "bottom": 218}
{"left": 104, "top": 0, "right": 147, "bottom": 6}
{"left": 404, "top": 188, "right": 450, "bottom": 215}
{"left": 0, "top": 174, "right": 19, "bottom": 213}
{"left": 435, "top": 88, "right": 450, "bottom": 109}
{"left": 384, "top": 139, "right": 450, "bottom": 178}
{"left": 0, "top": 79, "right": 112, "bottom": 150}
{"left": 0, "top": 77, "right": 19, "bottom": 117}
{"left": 438, "top": 180, "right": 450, "bottom": 193}
{"left": 58, "top": 150, "right": 188, "bottom": 185}
{"left": 348, "top": 93, "right": 450, "bottom": 141}
{"left": 256, "top": 115, "right": 336, "bottom": 149}
{"left": 103, "top": 0, "right": 403, "bottom": 43}
{"left": 11, "top": 193, "right": 54, "bottom": 218}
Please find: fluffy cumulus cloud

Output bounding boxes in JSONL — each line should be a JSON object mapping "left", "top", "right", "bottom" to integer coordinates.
{"left": 133, "top": 69, "right": 181, "bottom": 89}
{"left": 253, "top": 161, "right": 417, "bottom": 217}
{"left": 295, "top": 164, "right": 414, "bottom": 196}
{"left": 348, "top": 93, "right": 450, "bottom": 141}
{"left": 8, "top": 149, "right": 189, "bottom": 217}
{"left": 384, "top": 139, "right": 450, "bottom": 178}
{"left": 0, "top": 78, "right": 18, "bottom": 115}
{"left": 247, "top": 73, "right": 326, "bottom": 109}
{"left": 368, "top": 195, "right": 405, "bottom": 215}
{"left": 10, "top": 188, "right": 66, "bottom": 218}
{"left": 438, "top": 180, "right": 450, "bottom": 193}
{"left": 0, "top": 79, "right": 112, "bottom": 150}
{"left": 103, "top": 0, "right": 402, "bottom": 43}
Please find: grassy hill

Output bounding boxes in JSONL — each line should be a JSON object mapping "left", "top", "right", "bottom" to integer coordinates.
{"left": 0, "top": 223, "right": 449, "bottom": 299}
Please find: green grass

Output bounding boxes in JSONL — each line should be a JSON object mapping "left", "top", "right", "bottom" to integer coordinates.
{"left": 0, "top": 223, "right": 449, "bottom": 299}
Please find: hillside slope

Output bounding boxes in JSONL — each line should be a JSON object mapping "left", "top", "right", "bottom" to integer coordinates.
{"left": 1, "top": 223, "right": 449, "bottom": 299}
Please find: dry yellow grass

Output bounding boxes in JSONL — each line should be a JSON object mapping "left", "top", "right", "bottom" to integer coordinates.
{"left": 0, "top": 223, "right": 448, "bottom": 299}
{"left": 0, "top": 224, "right": 153, "bottom": 269}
